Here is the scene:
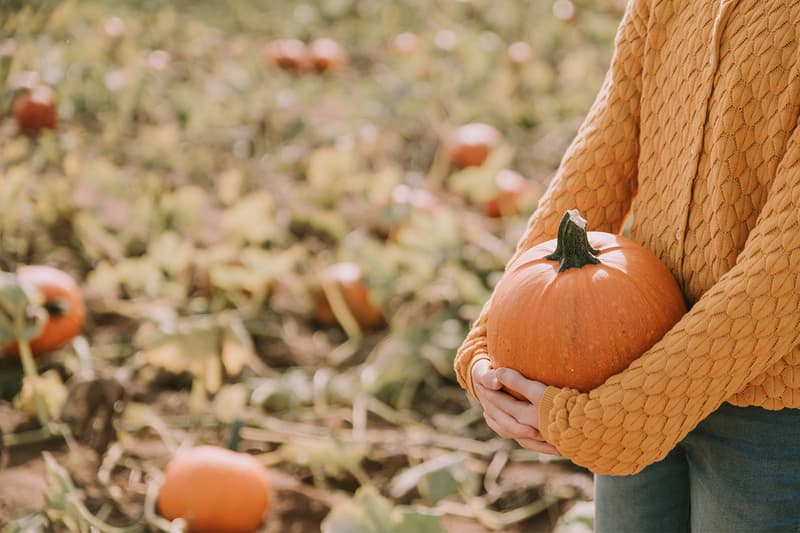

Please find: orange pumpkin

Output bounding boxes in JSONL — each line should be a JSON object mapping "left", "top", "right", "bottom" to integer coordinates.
{"left": 482, "top": 169, "right": 540, "bottom": 218}
{"left": 552, "top": 0, "right": 579, "bottom": 23}
{"left": 308, "top": 38, "right": 346, "bottom": 72}
{"left": 265, "top": 39, "right": 310, "bottom": 71}
{"left": 446, "top": 123, "right": 501, "bottom": 168}
{"left": 391, "top": 32, "right": 422, "bottom": 55}
{"left": 3, "top": 265, "right": 85, "bottom": 357}
{"left": 157, "top": 445, "right": 272, "bottom": 533}
{"left": 487, "top": 210, "right": 686, "bottom": 393}
{"left": 507, "top": 41, "right": 533, "bottom": 65}
{"left": 313, "top": 262, "right": 383, "bottom": 329}
{"left": 12, "top": 85, "right": 57, "bottom": 132}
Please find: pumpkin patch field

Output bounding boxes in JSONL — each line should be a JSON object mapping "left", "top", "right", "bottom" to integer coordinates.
{"left": 0, "top": 1, "right": 623, "bottom": 531}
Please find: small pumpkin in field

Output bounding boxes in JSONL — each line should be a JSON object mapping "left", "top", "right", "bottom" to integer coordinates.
{"left": 3, "top": 265, "right": 85, "bottom": 357}
{"left": 158, "top": 445, "right": 272, "bottom": 533}
{"left": 552, "top": 0, "right": 579, "bottom": 23}
{"left": 308, "top": 38, "right": 346, "bottom": 72}
{"left": 487, "top": 210, "right": 686, "bottom": 393}
{"left": 13, "top": 85, "right": 57, "bottom": 132}
{"left": 482, "top": 169, "right": 541, "bottom": 218}
{"left": 446, "top": 123, "right": 501, "bottom": 168}
{"left": 265, "top": 38, "right": 310, "bottom": 71}
{"left": 313, "top": 262, "right": 383, "bottom": 329}
{"left": 375, "top": 184, "right": 440, "bottom": 240}
{"left": 507, "top": 41, "right": 533, "bottom": 66}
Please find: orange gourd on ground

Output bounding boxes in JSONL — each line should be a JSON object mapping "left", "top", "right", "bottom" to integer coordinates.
{"left": 487, "top": 210, "right": 686, "bottom": 393}
{"left": 313, "top": 262, "right": 383, "bottom": 329}
{"left": 13, "top": 85, "right": 57, "bottom": 132}
{"left": 3, "top": 265, "right": 85, "bottom": 357}
{"left": 265, "top": 38, "right": 310, "bottom": 71}
{"left": 308, "top": 38, "right": 346, "bottom": 72}
{"left": 446, "top": 123, "right": 501, "bottom": 168}
{"left": 157, "top": 445, "right": 272, "bottom": 533}
{"left": 482, "top": 169, "right": 539, "bottom": 218}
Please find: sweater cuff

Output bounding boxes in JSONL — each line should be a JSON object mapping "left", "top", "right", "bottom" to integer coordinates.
{"left": 465, "top": 354, "right": 492, "bottom": 399}
{"left": 537, "top": 386, "right": 560, "bottom": 443}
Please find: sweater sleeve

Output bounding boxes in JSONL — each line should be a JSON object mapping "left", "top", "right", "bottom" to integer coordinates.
{"left": 537, "top": 118, "right": 800, "bottom": 476}
{"left": 454, "top": 0, "right": 649, "bottom": 396}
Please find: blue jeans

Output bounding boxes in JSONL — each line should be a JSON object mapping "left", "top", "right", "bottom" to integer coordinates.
{"left": 595, "top": 403, "right": 800, "bottom": 533}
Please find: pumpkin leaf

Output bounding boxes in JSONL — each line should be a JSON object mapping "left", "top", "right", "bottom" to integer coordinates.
{"left": 212, "top": 383, "right": 249, "bottom": 424}
{"left": 251, "top": 368, "right": 314, "bottom": 413}
{"left": 389, "top": 452, "right": 480, "bottom": 505}
{"left": 0, "top": 273, "right": 45, "bottom": 344}
{"left": 216, "top": 167, "right": 244, "bottom": 206}
{"left": 219, "top": 313, "right": 258, "bottom": 377}
{"left": 447, "top": 143, "right": 514, "bottom": 202}
{"left": 280, "top": 437, "right": 368, "bottom": 481}
{"left": 221, "top": 191, "right": 283, "bottom": 245}
{"left": 13, "top": 369, "right": 68, "bottom": 421}
{"left": 321, "top": 486, "right": 445, "bottom": 533}
{"left": 307, "top": 146, "right": 362, "bottom": 193}
{"left": 139, "top": 320, "right": 222, "bottom": 393}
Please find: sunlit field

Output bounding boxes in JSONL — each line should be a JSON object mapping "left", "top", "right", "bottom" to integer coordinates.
{"left": 0, "top": 1, "right": 623, "bottom": 531}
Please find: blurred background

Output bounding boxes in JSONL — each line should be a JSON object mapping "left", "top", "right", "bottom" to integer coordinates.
{"left": 0, "top": 0, "right": 624, "bottom": 531}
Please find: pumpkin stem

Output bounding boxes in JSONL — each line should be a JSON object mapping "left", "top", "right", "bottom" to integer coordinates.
{"left": 43, "top": 299, "right": 68, "bottom": 317}
{"left": 227, "top": 418, "right": 243, "bottom": 451}
{"left": 545, "top": 210, "right": 601, "bottom": 272}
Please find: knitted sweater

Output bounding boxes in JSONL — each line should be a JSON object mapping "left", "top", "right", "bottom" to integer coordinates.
{"left": 454, "top": 0, "right": 800, "bottom": 476}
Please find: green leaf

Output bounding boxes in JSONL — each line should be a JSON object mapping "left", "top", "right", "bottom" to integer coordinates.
{"left": 220, "top": 314, "right": 257, "bottom": 377}
{"left": 139, "top": 320, "right": 222, "bottom": 393}
{"left": 0, "top": 273, "right": 45, "bottom": 343}
{"left": 221, "top": 191, "right": 282, "bottom": 245}
{"left": 212, "top": 383, "right": 249, "bottom": 424}
{"left": 321, "top": 486, "right": 445, "bottom": 533}
{"left": 280, "top": 437, "right": 368, "bottom": 480}
{"left": 13, "top": 370, "right": 68, "bottom": 421}
{"left": 389, "top": 453, "right": 480, "bottom": 505}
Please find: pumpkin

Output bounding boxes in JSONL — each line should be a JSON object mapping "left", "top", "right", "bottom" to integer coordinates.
{"left": 308, "top": 38, "right": 346, "bottom": 72}
{"left": 13, "top": 85, "right": 57, "bottom": 132}
{"left": 313, "top": 262, "right": 383, "bottom": 329}
{"left": 3, "top": 265, "right": 85, "bottom": 357}
{"left": 446, "top": 123, "right": 501, "bottom": 168}
{"left": 265, "top": 39, "right": 310, "bottom": 71}
{"left": 147, "top": 49, "right": 172, "bottom": 72}
{"left": 391, "top": 32, "right": 422, "bottom": 55}
{"left": 157, "top": 445, "right": 272, "bottom": 533}
{"left": 507, "top": 41, "right": 533, "bottom": 65}
{"left": 487, "top": 210, "right": 686, "bottom": 393}
{"left": 552, "top": 0, "right": 578, "bottom": 23}
{"left": 386, "top": 185, "right": 440, "bottom": 238}
{"left": 101, "top": 16, "right": 126, "bottom": 39}
{"left": 482, "top": 169, "right": 540, "bottom": 218}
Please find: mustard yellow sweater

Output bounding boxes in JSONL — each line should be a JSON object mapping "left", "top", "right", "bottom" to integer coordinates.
{"left": 455, "top": 0, "right": 800, "bottom": 476}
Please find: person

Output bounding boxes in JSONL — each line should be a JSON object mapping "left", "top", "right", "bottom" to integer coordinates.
{"left": 454, "top": 0, "right": 800, "bottom": 531}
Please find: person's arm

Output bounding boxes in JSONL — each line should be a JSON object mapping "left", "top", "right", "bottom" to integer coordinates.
{"left": 455, "top": 0, "right": 650, "bottom": 396}
{"left": 534, "top": 118, "right": 800, "bottom": 475}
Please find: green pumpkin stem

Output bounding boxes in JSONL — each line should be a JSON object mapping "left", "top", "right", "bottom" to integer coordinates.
{"left": 545, "top": 210, "right": 601, "bottom": 272}
{"left": 43, "top": 299, "right": 68, "bottom": 317}
{"left": 227, "top": 418, "right": 243, "bottom": 452}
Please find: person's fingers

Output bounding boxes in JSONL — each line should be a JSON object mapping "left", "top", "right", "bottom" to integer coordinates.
{"left": 481, "top": 395, "right": 540, "bottom": 440}
{"left": 479, "top": 386, "right": 541, "bottom": 431}
{"left": 483, "top": 413, "right": 504, "bottom": 437}
{"left": 472, "top": 359, "right": 501, "bottom": 390}
{"left": 515, "top": 438, "right": 561, "bottom": 456}
{"left": 496, "top": 368, "right": 547, "bottom": 403}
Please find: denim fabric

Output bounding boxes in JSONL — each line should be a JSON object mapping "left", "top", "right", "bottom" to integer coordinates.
{"left": 594, "top": 403, "right": 800, "bottom": 533}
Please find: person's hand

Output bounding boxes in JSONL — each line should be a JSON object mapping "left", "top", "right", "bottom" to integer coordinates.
{"left": 471, "top": 360, "right": 561, "bottom": 456}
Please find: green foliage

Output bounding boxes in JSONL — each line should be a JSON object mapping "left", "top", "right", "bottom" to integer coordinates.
{"left": 321, "top": 486, "right": 445, "bottom": 533}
